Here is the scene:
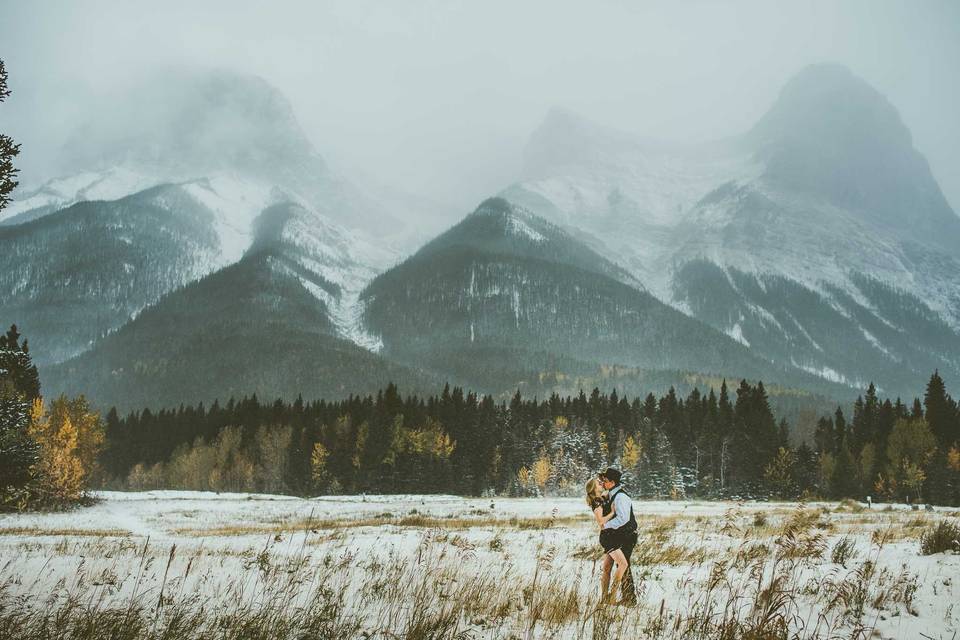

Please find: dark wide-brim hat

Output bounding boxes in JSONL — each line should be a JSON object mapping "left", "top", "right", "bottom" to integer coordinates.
{"left": 599, "top": 467, "right": 622, "bottom": 483}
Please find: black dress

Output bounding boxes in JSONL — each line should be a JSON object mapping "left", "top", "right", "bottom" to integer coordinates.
{"left": 593, "top": 496, "right": 619, "bottom": 554}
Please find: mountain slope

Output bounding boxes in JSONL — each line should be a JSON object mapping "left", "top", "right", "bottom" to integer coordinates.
{"left": 500, "top": 64, "right": 960, "bottom": 398}
{"left": 2, "top": 70, "right": 423, "bottom": 367}
{"left": 43, "top": 244, "right": 436, "bottom": 412}
{"left": 359, "top": 199, "right": 823, "bottom": 394}
{"left": 0, "top": 184, "right": 226, "bottom": 364}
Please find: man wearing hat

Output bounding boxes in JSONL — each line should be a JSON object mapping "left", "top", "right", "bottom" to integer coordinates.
{"left": 599, "top": 466, "right": 638, "bottom": 605}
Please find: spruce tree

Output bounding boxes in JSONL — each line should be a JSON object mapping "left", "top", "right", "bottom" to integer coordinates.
{"left": 0, "top": 60, "right": 19, "bottom": 211}
{"left": 0, "top": 326, "right": 41, "bottom": 401}
{"left": 830, "top": 437, "right": 858, "bottom": 499}
{"left": 925, "top": 371, "right": 957, "bottom": 448}
{"left": 0, "top": 326, "right": 41, "bottom": 504}
{"left": 834, "top": 407, "right": 848, "bottom": 453}
{"left": 814, "top": 415, "right": 835, "bottom": 456}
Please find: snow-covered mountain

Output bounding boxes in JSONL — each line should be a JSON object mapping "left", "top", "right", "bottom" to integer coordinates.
{"left": 0, "top": 70, "right": 453, "bottom": 365}
{"left": 43, "top": 213, "right": 436, "bottom": 411}
{"left": 6, "top": 63, "right": 956, "bottom": 407}
{"left": 501, "top": 64, "right": 960, "bottom": 398}
{"left": 357, "top": 197, "right": 833, "bottom": 395}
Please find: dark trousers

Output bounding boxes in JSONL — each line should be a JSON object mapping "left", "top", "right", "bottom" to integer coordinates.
{"left": 618, "top": 531, "right": 638, "bottom": 603}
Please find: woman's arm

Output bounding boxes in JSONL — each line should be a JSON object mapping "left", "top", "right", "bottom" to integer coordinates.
{"left": 600, "top": 503, "right": 617, "bottom": 524}
{"left": 592, "top": 503, "right": 617, "bottom": 527}
{"left": 591, "top": 506, "right": 606, "bottom": 527}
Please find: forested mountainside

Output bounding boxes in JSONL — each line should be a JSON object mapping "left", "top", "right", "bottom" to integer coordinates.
{"left": 361, "top": 198, "right": 839, "bottom": 396}
{"left": 43, "top": 245, "right": 438, "bottom": 412}
{"left": 0, "top": 184, "right": 222, "bottom": 363}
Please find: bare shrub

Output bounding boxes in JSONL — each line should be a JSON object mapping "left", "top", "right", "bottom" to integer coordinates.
{"left": 919, "top": 520, "right": 960, "bottom": 555}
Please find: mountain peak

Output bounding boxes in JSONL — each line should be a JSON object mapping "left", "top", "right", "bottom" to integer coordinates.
{"left": 522, "top": 108, "right": 639, "bottom": 179}
{"left": 749, "top": 63, "right": 958, "bottom": 243}
{"left": 60, "top": 67, "right": 325, "bottom": 182}
{"left": 751, "top": 63, "right": 908, "bottom": 147}
{"left": 471, "top": 197, "right": 516, "bottom": 218}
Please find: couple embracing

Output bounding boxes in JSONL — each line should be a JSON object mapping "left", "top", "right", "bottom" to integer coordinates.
{"left": 585, "top": 467, "right": 638, "bottom": 606}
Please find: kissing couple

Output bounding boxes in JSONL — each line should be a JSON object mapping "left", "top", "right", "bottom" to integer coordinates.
{"left": 585, "top": 467, "right": 639, "bottom": 606}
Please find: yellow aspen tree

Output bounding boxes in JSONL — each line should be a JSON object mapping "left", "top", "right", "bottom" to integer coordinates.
{"left": 352, "top": 421, "right": 368, "bottom": 470}
{"left": 622, "top": 436, "right": 642, "bottom": 469}
{"left": 532, "top": 454, "right": 551, "bottom": 490}
{"left": 517, "top": 466, "right": 530, "bottom": 487}
{"left": 30, "top": 398, "right": 85, "bottom": 501}
{"left": 431, "top": 432, "right": 455, "bottom": 459}
{"left": 948, "top": 446, "right": 960, "bottom": 472}
{"left": 311, "top": 442, "right": 329, "bottom": 484}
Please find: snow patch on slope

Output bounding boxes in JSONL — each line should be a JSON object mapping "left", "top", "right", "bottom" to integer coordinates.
{"left": 506, "top": 216, "right": 546, "bottom": 243}
{"left": 724, "top": 323, "right": 750, "bottom": 347}
{"left": 181, "top": 175, "right": 276, "bottom": 266}
{"left": 2, "top": 167, "right": 161, "bottom": 222}
{"left": 279, "top": 207, "right": 397, "bottom": 353}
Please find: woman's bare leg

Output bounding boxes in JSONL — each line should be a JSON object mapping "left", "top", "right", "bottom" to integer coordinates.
{"left": 609, "top": 548, "right": 628, "bottom": 600}
{"left": 600, "top": 554, "right": 613, "bottom": 601}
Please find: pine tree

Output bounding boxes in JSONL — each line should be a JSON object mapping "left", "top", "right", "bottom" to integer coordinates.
{"left": 834, "top": 407, "right": 848, "bottom": 453}
{"left": 830, "top": 438, "right": 858, "bottom": 499}
{"left": 0, "top": 326, "right": 41, "bottom": 402}
{"left": 925, "top": 371, "right": 958, "bottom": 448}
{"left": 792, "top": 442, "right": 818, "bottom": 497}
{"left": 814, "top": 415, "right": 835, "bottom": 456}
{"left": 0, "top": 326, "right": 41, "bottom": 506}
{"left": 0, "top": 387, "right": 34, "bottom": 492}
{"left": 0, "top": 60, "right": 20, "bottom": 211}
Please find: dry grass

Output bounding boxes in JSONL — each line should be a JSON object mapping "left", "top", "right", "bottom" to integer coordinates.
{"left": 0, "top": 527, "right": 131, "bottom": 537}
{"left": 0, "top": 500, "right": 951, "bottom": 639}
{"left": 173, "top": 513, "right": 591, "bottom": 537}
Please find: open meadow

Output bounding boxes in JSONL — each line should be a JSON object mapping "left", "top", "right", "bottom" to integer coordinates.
{"left": 1, "top": 492, "right": 958, "bottom": 639}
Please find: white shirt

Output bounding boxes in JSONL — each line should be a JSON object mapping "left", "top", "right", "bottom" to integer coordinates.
{"left": 602, "top": 486, "right": 632, "bottom": 530}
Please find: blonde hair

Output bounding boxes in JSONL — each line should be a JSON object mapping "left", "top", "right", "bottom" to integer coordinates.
{"left": 585, "top": 477, "right": 603, "bottom": 507}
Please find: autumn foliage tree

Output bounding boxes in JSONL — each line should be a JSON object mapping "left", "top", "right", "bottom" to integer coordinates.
{"left": 29, "top": 396, "right": 105, "bottom": 502}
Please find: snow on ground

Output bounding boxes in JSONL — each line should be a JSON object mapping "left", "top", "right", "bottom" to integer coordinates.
{"left": 1, "top": 492, "right": 958, "bottom": 638}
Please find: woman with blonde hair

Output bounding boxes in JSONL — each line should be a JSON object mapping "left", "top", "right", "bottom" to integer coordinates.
{"left": 585, "top": 476, "right": 630, "bottom": 603}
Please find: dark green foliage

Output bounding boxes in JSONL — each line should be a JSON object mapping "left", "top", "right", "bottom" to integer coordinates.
{"left": 0, "top": 325, "right": 40, "bottom": 401}
{"left": 0, "top": 59, "right": 19, "bottom": 212}
{"left": 924, "top": 370, "right": 959, "bottom": 449}
{"left": 86, "top": 370, "right": 960, "bottom": 505}
{"left": 829, "top": 440, "right": 859, "bottom": 500}
{"left": 0, "top": 324, "right": 40, "bottom": 503}
{"left": 98, "top": 378, "right": 799, "bottom": 499}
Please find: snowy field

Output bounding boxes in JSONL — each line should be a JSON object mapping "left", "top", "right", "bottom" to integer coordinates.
{"left": 1, "top": 492, "right": 958, "bottom": 639}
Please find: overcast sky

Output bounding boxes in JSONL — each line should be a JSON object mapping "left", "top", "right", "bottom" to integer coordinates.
{"left": 2, "top": 0, "right": 959, "bottom": 211}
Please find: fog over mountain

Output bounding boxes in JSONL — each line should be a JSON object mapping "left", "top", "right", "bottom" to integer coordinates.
{"left": 2, "top": 1, "right": 959, "bottom": 214}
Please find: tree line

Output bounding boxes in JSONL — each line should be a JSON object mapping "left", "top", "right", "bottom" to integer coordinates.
{"left": 3, "top": 321, "right": 959, "bottom": 508}
{"left": 99, "top": 368, "right": 960, "bottom": 505}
